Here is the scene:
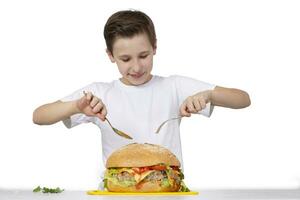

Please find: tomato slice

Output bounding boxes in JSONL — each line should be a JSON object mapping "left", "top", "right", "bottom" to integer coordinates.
{"left": 139, "top": 167, "right": 150, "bottom": 173}
{"left": 132, "top": 168, "right": 140, "bottom": 174}
{"left": 132, "top": 167, "right": 150, "bottom": 174}
{"left": 150, "top": 165, "right": 167, "bottom": 171}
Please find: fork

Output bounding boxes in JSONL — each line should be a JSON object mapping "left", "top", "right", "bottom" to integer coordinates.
{"left": 83, "top": 91, "right": 133, "bottom": 139}
{"left": 105, "top": 117, "right": 133, "bottom": 139}
{"left": 155, "top": 113, "right": 201, "bottom": 134}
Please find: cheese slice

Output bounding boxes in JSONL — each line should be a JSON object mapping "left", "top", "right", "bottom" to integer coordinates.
{"left": 117, "top": 168, "right": 134, "bottom": 174}
{"left": 111, "top": 168, "right": 157, "bottom": 184}
{"left": 134, "top": 170, "right": 155, "bottom": 183}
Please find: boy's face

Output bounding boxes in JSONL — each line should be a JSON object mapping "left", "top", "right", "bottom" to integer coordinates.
{"left": 107, "top": 33, "right": 156, "bottom": 86}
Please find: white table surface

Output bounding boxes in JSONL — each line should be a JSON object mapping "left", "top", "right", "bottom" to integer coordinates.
{"left": 1, "top": 189, "right": 300, "bottom": 200}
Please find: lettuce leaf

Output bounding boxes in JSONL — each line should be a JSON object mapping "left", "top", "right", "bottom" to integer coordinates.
{"left": 179, "top": 181, "right": 190, "bottom": 192}
{"left": 161, "top": 178, "right": 170, "bottom": 188}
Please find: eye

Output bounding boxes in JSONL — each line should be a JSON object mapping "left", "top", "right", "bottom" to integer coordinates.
{"left": 140, "top": 54, "right": 148, "bottom": 59}
{"left": 121, "top": 58, "right": 130, "bottom": 62}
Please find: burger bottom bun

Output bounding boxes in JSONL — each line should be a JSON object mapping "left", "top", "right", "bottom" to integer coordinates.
{"left": 107, "top": 180, "right": 180, "bottom": 192}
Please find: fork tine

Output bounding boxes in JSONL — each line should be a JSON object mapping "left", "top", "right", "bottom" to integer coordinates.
{"left": 155, "top": 116, "right": 183, "bottom": 134}
{"left": 106, "top": 118, "right": 133, "bottom": 139}
{"left": 113, "top": 128, "right": 133, "bottom": 139}
{"left": 155, "top": 113, "right": 202, "bottom": 133}
{"left": 155, "top": 121, "right": 168, "bottom": 133}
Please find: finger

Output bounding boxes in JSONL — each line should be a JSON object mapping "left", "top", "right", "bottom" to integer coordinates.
{"left": 100, "top": 105, "right": 107, "bottom": 117}
{"left": 96, "top": 105, "right": 107, "bottom": 121}
{"left": 180, "top": 103, "right": 191, "bottom": 117}
{"left": 193, "top": 98, "right": 202, "bottom": 112}
{"left": 199, "top": 98, "right": 206, "bottom": 110}
{"left": 90, "top": 96, "right": 100, "bottom": 107}
{"left": 85, "top": 91, "right": 93, "bottom": 101}
{"left": 180, "top": 103, "right": 188, "bottom": 116}
{"left": 92, "top": 102, "right": 103, "bottom": 113}
{"left": 187, "top": 100, "right": 196, "bottom": 113}
{"left": 98, "top": 106, "right": 107, "bottom": 121}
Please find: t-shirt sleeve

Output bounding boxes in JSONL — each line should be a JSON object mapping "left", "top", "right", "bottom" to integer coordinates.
{"left": 60, "top": 83, "right": 98, "bottom": 128}
{"left": 172, "top": 75, "right": 216, "bottom": 117}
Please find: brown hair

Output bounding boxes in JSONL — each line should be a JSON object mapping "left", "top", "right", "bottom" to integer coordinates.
{"left": 104, "top": 10, "right": 156, "bottom": 54}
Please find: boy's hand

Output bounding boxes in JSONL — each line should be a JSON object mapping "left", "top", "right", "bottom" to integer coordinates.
{"left": 76, "top": 91, "right": 107, "bottom": 121}
{"left": 180, "top": 90, "right": 212, "bottom": 117}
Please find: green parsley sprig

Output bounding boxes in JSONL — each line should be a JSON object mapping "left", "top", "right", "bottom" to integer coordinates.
{"left": 33, "top": 186, "right": 64, "bottom": 193}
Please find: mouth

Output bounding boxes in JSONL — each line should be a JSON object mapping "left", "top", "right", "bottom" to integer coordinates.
{"left": 129, "top": 72, "right": 145, "bottom": 79}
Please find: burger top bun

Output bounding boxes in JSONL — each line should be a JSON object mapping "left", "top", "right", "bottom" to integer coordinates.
{"left": 106, "top": 143, "right": 180, "bottom": 168}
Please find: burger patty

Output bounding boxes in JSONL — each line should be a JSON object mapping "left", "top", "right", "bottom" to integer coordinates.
{"left": 114, "top": 170, "right": 181, "bottom": 183}
{"left": 116, "top": 171, "right": 134, "bottom": 182}
{"left": 169, "top": 170, "right": 181, "bottom": 184}
{"left": 144, "top": 170, "right": 167, "bottom": 181}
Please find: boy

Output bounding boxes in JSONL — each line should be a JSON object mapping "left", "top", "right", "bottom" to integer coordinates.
{"left": 33, "top": 10, "right": 250, "bottom": 176}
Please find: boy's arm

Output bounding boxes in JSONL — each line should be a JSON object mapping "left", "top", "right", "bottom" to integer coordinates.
{"left": 33, "top": 92, "right": 107, "bottom": 125}
{"left": 210, "top": 86, "right": 251, "bottom": 109}
{"left": 180, "top": 86, "right": 251, "bottom": 116}
{"left": 32, "top": 100, "right": 80, "bottom": 125}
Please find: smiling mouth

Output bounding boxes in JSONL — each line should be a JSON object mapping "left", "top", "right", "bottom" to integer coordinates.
{"left": 130, "top": 73, "right": 145, "bottom": 79}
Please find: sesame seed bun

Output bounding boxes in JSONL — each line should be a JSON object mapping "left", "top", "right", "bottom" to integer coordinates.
{"left": 106, "top": 143, "right": 180, "bottom": 168}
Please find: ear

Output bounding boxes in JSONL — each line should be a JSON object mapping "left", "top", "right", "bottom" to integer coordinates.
{"left": 153, "top": 40, "right": 157, "bottom": 55}
{"left": 106, "top": 49, "right": 116, "bottom": 63}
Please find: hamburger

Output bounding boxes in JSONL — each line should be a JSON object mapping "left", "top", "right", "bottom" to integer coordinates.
{"left": 103, "top": 143, "right": 190, "bottom": 192}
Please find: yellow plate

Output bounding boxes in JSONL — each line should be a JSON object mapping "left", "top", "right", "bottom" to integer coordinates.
{"left": 87, "top": 190, "right": 198, "bottom": 196}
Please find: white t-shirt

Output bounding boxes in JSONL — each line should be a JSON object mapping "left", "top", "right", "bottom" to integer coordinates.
{"left": 61, "top": 75, "right": 215, "bottom": 168}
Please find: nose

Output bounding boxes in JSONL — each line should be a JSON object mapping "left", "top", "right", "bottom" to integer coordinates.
{"left": 132, "top": 58, "right": 142, "bottom": 73}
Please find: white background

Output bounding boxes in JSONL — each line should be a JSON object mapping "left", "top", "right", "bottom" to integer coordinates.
{"left": 0, "top": 0, "right": 299, "bottom": 191}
